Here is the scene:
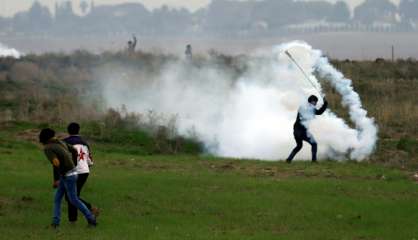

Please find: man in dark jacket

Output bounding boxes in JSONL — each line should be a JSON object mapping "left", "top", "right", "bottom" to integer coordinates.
{"left": 39, "top": 128, "right": 97, "bottom": 228}
{"left": 63, "top": 122, "right": 99, "bottom": 223}
{"left": 286, "top": 95, "right": 328, "bottom": 163}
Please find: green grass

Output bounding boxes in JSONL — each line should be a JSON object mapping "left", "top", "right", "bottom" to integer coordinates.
{"left": 0, "top": 125, "right": 418, "bottom": 239}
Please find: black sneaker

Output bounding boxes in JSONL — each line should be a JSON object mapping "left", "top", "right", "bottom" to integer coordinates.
{"left": 88, "top": 220, "right": 97, "bottom": 228}
{"left": 50, "top": 223, "right": 59, "bottom": 229}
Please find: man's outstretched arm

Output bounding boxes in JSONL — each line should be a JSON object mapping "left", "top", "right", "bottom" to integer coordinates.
{"left": 132, "top": 35, "right": 137, "bottom": 48}
{"left": 315, "top": 98, "right": 328, "bottom": 115}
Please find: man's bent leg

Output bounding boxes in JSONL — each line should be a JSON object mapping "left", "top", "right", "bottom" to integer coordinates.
{"left": 77, "top": 174, "right": 92, "bottom": 210}
{"left": 52, "top": 177, "right": 65, "bottom": 226}
{"left": 287, "top": 137, "right": 303, "bottom": 163}
{"left": 65, "top": 191, "right": 77, "bottom": 222}
{"left": 63, "top": 175, "right": 96, "bottom": 225}
{"left": 306, "top": 133, "right": 318, "bottom": 162}
{"left": 68, "top": 173, "right": 91, "bottom": 222}
{"left": 311, "top": 142, "right": 318, "bottom": 162}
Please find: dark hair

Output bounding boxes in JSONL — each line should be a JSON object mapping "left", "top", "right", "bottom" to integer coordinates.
{"left": 39, "top": 128, "right": 55, "bottom": 144}
{"left": 67, "top": 122, "right": 80, "bottom": 135}
{"left": 308, "top": 95, "right": 318, "bottom": 103}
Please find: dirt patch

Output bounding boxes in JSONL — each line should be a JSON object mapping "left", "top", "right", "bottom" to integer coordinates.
{"left": 201, "top": 161, "right": 294, "bottom": 178}
{"left": 0, "top": 150, "right": 13, "bottom": 154}
{"left": 136, "top": 162, "right": 190, "bottom": 173}
{"left": 108, "top": 159, "right": 190, "bottom": 173}
{"left": 140, "top": 163, "right": 171, "bottom": 171}
{"left": 0, "top": 196, "right": 12, "bottom": 211}
{"left": 199, "top": 160, "right": 403, "bottom": 181}
{"left": 16, "top": 129, "right": 40, "bottom": 143}
{"left": 413, "top": 173, "right": 418, "bottom": 183}
{"left": 209, "top": 162, "right": 238, "bottom": 171}
{"left": 16, "top": 129, "right": 67, "bottom": 144}
{"left": 110, "top": 159, "right": 129, "bottom": 166}
{"left": 21, "top": 196, "right": 34, "bottom": 202}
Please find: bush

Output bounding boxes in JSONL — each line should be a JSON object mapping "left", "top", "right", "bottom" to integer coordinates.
{"left": 396, "top": 137, "right": 418, "bottom": 154}
{"left": 79, "top": 109, "right": 204, "bottom": 155}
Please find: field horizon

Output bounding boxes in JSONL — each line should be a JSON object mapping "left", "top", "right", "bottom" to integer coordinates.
{"left": 3, "top": 32, "right": 418, "bottom": 60}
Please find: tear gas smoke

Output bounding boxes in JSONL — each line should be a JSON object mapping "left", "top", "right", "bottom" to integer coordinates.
{"left": 100, "top": 41, "right": 378, "bottom": 161}
{"left": 0, "top": 42, "right": 22, "bottom": 58}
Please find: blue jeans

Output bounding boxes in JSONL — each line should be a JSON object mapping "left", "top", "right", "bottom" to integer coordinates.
{"left": 52, "top": 175, "right": 96, "bottom": 225}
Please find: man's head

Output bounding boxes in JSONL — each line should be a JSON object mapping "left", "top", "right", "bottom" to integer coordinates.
{"left": 67, "top": 122, "right": 80, "bottom": 135}
{"left": 39, "top": 128, "right": 55, "bottom": 145}
{"left": 308, "top": 95, "right": 318, "bottom": 106}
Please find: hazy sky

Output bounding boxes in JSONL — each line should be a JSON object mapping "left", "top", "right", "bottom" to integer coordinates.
{"left": 0, "top": 0, "right": 401, "bottom": 17}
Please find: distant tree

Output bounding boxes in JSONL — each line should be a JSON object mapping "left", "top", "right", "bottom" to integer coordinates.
{"left": 328, "top": 1, "right": 351, "bottom": 22}
{"left": 354, "top": 0, "right": 397, "bottom": 25}
{"left": 12, "top": 1, "right": 52, "bottom": 33}
{"left": 82, "top": 3, "right": 151, "bottom": 35}
{"left": 0, "top": 17, "right": 6, "bottom": 30}
{"left": 252, "top": 0, "right": 335, "bottom": 29}
{"left": 253, "top": 0, "right": 297, "bottom": 29}
{"left": 80, "top": 0, "right": 89, "bottom": 15}
{"left": 301, "top": 1, "right": 334, "bottom": 21}
{"left": 205, "top": 0, "right": 256, "bottom": 34}
{"left": 54, "top": 1, "right": 79, "bottom": 34}
{"left": 153, "top": 5, "right": 192, "bottom": 35}
{"left": 29, "top": 1, "right": 52, "bottom": 27}
{"left": 55, "top": 0, "right": 76, "bottom": 22}
{"left": 399, "top": 0, "right": 418, "bottom": 22}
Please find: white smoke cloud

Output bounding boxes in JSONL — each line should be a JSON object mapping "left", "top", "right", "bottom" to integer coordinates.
{"left": 315, "top": 53, "right": 378, "bottom": 160}
{"left": 100, "top": 41, "right": 378, "bottom": 161}
{"left": 0, "top": 42, "right": 22, "bottom": 58}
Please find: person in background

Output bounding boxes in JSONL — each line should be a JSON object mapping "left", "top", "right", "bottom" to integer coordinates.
{"left": 63, "top": 122, "right": 99, "bottom": 223}
{"left": 127, "top": 35, "right": 137, "bottom": 54}
{"left": 39, "top": 128, "right": 97, "bottom": 228}
{"left": 286, "top": 95, "right": 328, "bottom": 163}
{"left": 185, "top": 44, "right": 193, "bottom": 60}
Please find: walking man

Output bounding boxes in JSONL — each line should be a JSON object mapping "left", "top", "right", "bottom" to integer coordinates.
{"left": 39, "top": 128, "right": 97, "bottom": 228}
{"left": 286, "top": 95, "right": 328, "bottom": 163}
{"left": 63, "top": 122, "right": 99, "bottom": 223}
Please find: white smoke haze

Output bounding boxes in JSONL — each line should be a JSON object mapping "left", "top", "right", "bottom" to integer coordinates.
{"left": 99, "top": 41, "right": 378, "bottom": 161}
{"left": 0, "top": 42, "right": 22, "bottom": 58}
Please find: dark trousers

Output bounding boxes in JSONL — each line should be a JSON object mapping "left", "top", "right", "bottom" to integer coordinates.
{"left": 287, "top": 127, "right": 318, "bottom": 162}
{"left": 64, "top": 173, "right": 91, "bottom": 222}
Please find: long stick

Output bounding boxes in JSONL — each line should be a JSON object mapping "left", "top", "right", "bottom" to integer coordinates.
{"left": 285, "top": 50, "right": 320, "bottom": 92}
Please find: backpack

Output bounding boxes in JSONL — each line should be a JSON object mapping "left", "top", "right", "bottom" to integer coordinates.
{"left": 65, "top": 143, "right": 79, "bottom": 166}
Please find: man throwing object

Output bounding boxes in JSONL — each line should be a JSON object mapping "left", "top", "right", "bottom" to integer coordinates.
{"left": 287, "top": 95, "right": 328, "bottom": 163}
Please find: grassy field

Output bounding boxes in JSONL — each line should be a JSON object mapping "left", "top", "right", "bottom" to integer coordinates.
{"left": 1, "top": 123, "right": 418, "bottom": 240}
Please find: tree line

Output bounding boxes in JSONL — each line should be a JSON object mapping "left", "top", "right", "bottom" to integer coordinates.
{"left": 1, "top": 0, "right": 418, "bottom": 37}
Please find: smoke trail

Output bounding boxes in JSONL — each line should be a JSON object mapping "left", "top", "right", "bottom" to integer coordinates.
{"left": 0, "top": 42, "right": 22, "bottom": 58}
{"left": 315, "top": 55, "right": 378, "bottom": 160}
{"left": 100, "top": 41, "right": 378, "bottom": 161}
